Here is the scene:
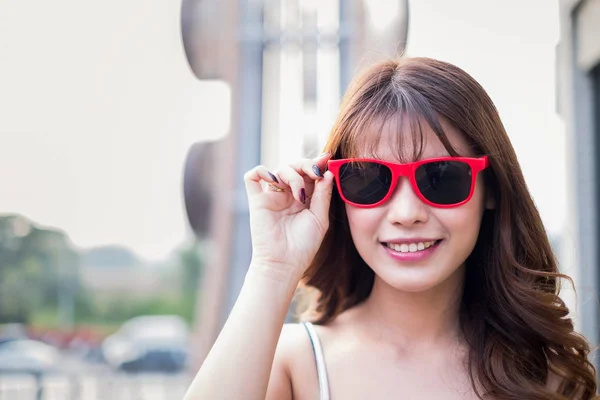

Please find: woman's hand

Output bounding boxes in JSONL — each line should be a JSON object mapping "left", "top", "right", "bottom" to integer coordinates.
{"left": 244, "top": 153, "right": 334, "bottom": 281}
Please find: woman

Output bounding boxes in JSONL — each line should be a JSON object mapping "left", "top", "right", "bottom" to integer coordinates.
{"left": 183, "top": 57, "right": 598, "bottom": 399}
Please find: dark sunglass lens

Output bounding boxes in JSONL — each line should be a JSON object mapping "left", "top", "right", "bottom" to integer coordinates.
{"left": 339, "top": 162, "right": 392, "bottom": 205}
{"left": 415, "top": 161, "right": 472, "bottom": 205}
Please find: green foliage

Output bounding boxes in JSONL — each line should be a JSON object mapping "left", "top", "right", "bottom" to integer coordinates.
{"left": 0, "top": 214, "right": 204, "bottom": 331}
{"left": 0, "top": 214, "right": 79, "bottom": 323}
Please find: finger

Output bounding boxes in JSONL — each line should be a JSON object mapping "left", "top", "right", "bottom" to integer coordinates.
{"left": 309, "top": 170, "right": 335, "bottom": 228}
{"left": 309, "top": 152, "right": 331, "bottom": 175}
{"left": 244, "top": 165, "right": 282, "bottom": 196}
{"left": 292, "top": 153, "right": 331, "bottom": 179}
{"left": 313, "top": 152, "right": 331, "bottom": 172}
{"left": 277, "top": 165, "right": 308, "bottom": 204}
{"left": 303, "top": 160, "right": 325, "bottom": 180}
{"left": 284, "top": 161, "right": 317, "bottom": 201}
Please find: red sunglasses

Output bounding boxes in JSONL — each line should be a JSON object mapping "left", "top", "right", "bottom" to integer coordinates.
{"left": 327, "top": 156, "right": 489, "bottom": 208}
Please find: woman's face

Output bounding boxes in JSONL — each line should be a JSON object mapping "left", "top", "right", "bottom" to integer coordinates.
{"left": 345, "top": 117, "right": 491, "bottom": 293}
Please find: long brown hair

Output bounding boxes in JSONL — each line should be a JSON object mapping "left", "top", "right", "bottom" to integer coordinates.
{"left": 298, "top": 57, "right": 598, "bottom": 399}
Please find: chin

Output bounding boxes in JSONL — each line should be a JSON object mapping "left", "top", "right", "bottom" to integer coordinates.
{"left": 378, "top": 269, "right": 445, "bottom": 293}
{"left": 375, "top": 264, "right": 461, "bottom": 294}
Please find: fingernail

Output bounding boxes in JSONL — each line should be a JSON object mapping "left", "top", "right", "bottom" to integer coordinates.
{"left": 299, "top": 188, "right": 306, "bottom": 204}
{"left": 312, "top": 165, "right": 323, "bottom": 178}
{"left": 268, "top": 172, "right": 279, "bottom": 183}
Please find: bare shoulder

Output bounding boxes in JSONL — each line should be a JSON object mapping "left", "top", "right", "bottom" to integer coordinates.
{"left": 279, "top": 323, "right": 312, "bottom": 350}
{"left": 277, "top": 323, "right": 320, "bottom": 376}
{"left": 266, "top": 323, "right": 319, "bottom": 400}
{"left": 277, "top": 320, "right": 341, "bottom": 355}
{"left": 268, "top": 311, "right": 363, "bottom": 399}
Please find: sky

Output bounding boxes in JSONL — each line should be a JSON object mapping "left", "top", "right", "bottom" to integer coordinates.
{"left": 0, "top": 0, "right": 564, "bottom": 260}
{"left": 0, "top": 0, "right": 230, "bottom": 261}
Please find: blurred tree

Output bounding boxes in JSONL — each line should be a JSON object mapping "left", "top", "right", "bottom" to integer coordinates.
{"left": 176, "top": 240, "right": 204, "bottom": 322}
{"left": 179, "top": 241, "right": 203, "bottom": 296}
{"left": 0, "top": 214, "right": 80, "bottom": 324}
{"left": 81, "top": 245, "right": 141, "bottom": 268}
{"left": 0, "top": 214, "right": 205, "bottom": 331}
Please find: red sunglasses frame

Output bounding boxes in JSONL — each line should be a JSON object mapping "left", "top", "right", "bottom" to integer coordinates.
{"left": 327, "top": 156, "right": 489, "bottom": 208}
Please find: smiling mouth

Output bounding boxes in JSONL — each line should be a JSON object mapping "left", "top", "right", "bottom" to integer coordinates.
{"left": 382, "top": 240, "right": 442, "bottom": 253}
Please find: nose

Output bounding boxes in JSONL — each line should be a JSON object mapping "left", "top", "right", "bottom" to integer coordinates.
{"left": 386, "top": 177, "right": 429, "bottom": 226}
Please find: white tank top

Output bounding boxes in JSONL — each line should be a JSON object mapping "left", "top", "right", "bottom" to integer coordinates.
{"left": 302, "top": 322, "right": 330, "bottom": 400}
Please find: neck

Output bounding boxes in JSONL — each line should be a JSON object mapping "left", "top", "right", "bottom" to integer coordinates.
{"left": 358, "top": 265, "right": 466, "bottom": 351}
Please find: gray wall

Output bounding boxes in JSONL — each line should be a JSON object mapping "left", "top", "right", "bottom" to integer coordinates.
{"left": 558, "top": 0, "right": 600, "bottom": 374}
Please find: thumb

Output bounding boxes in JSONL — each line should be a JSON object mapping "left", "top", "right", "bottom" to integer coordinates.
{"left": 309, "top": 171, "right": 335, "bottom": 231}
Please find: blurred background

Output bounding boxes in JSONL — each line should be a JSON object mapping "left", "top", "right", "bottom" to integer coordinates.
{"left": 0, "top": 0, "right": 599, "bottom": 398}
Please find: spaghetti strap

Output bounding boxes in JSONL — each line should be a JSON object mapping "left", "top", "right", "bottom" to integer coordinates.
{"left": 302, "top": 322, "right": 330, "bottom": 400}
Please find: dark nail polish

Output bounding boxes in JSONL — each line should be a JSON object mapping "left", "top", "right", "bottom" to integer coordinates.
{"left": 299, "top": 188, "right": 306, "bottom": 204}
{"left": 312, "top": 165, "right": 323, "bottom": 178}
{"left": 268, "top": 172, "right": 279, "bottom": 183}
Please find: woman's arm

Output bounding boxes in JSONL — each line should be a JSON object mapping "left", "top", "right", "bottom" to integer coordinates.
{"left": 183, "top": 264, "right": 299, "bottom": 400}
{"left": 184, "top": 156, "right": 333, "bottom": 399}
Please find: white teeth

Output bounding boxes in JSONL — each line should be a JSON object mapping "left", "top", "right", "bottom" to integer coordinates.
{"left": 385, "top": 241, "right": 437, "bottom": 253}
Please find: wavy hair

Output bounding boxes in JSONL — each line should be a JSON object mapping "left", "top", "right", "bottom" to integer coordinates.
{"left": 297, "top": 57, "right": 598, "bottom": 399}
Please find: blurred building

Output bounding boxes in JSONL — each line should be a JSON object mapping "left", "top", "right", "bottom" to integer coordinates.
{"left": 181, "top": 0, "right": 408, "bottom": 368}
{"left": 557, "top": 0, "right": 600, "bottom": 372}
{"left": 80, "top": 264, "right": 167, "bottom": 296}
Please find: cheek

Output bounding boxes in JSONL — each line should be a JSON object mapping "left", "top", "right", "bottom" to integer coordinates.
{"left": 439, "top": 207, "right": 482, "bottom": 234}
{"left": 345, "top": 206, "right": 382, "bottom": 241}
{"left": 438, "top": 183, "right": 486, "bottom": 236}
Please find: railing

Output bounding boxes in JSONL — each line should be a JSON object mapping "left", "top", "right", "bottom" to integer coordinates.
{"left": 0, "top": 372, "right": 192, "bottom": 400}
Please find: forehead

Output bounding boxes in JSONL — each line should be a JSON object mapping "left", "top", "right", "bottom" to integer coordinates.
{"left": 355, "top": 114, "right": 473, "bottom": 161}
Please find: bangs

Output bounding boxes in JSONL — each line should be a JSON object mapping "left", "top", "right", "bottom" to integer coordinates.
{"left": 339, "top": 85, "right": 461, "bottom": 162}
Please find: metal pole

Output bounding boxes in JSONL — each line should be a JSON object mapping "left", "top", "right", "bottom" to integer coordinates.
{"left": 34, "top": 372, "right": 43, "bottom": 400}
{"left": 398, "top": 0, "right": 410, "bottom": 55}
{"left": 223, "top": 0, "right": 265, "bottom": 319}
{"left": 338, "top": 0, "right": 354, "bottom": 96}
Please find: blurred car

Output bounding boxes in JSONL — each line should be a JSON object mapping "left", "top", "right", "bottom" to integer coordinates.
{"left": 0, "top": 339, "right": 59, "bottom": 375}
{"left": 101, "top": 315, "right": 190, "bottom": 373}
{"left": 0, "top": 323, "right": 29, "bottom": 345}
